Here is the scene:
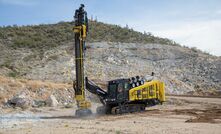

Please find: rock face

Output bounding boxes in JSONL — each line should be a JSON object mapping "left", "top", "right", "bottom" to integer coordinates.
{"left": 8, "top": 92, "right": 31, "bottom": 109}
{"left": 46, "top": 95, "right": 59, "bottom": 107}
{"left": 0, "top": 42, "right": 220, "bottom": 96}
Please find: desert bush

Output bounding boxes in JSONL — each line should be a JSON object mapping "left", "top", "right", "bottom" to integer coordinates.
{"left": 8, "top": 71, "right": 20, "bottom": 78}
{"left": 0, "top": 21, "right": 180, "bottom": 50}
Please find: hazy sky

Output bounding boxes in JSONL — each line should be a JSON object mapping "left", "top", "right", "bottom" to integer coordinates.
{"left": 0, "top": 0, "right": 221, "bottom": 56}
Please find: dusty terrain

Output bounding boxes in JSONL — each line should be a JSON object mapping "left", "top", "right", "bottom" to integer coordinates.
{"left": 1, "top": 96, "right": 220, "bottom": 134}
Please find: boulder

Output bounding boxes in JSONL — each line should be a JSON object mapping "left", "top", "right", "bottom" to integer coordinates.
{"left": 32, "top": 100, "right": 46, "bottom": 107}
{"left": 8, "top": 92, "right": 31, "bottom": 109}
{"left": 46, "top": 95, "right": 58, "bottom": 107}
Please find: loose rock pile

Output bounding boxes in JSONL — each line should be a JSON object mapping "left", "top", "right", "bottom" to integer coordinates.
{"left": 7, "top": 91, "right": 31, "bottom": 109}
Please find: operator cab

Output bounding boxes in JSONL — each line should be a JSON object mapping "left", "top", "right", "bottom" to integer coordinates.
{"left": 106, "top": 79, "right": 131, "bottom": 103}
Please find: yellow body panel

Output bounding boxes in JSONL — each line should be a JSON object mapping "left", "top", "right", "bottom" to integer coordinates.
{"left": 75, "top": 95, "right": 91, "bottom": 109}
{"left": 129, "top": 80, "right": 165, "bottom": 102}
{"left": 159, "top": 82, "right": 165, "bottom": 102}
{"left": 82, "top": 25, "right": 87, "bottom": 38}
{"left": 73, "top": 25, "right": 87, "bottom": 39}
{"left": 75, "top": 95, "right": 85, "bottom": 101}
{"left": 73, "top": 26, "right": 81, "bottom": 33}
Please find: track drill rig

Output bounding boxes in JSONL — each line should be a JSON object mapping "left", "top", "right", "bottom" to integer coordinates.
{"left": 73, "top": 4, "right": 165, "bottom": 116}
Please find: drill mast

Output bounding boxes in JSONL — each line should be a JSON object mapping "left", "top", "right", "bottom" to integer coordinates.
{"left": 73, "top": 4, "right": 92, "bottom": 116}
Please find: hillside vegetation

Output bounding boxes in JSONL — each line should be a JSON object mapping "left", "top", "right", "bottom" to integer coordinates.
{"left": 0, "top": 21, "right": 178, "bottom": 50}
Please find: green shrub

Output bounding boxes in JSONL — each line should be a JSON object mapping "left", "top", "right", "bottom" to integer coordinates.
{"left": 0, "top": 21, "right": 180, "bottom": 50}
{"left": 8, "top": 71, "right": 19, "bottom": 78}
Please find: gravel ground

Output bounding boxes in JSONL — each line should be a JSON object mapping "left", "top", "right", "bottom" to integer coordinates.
{"left": 0, "top": 96, "right": 221, "bottom": 134}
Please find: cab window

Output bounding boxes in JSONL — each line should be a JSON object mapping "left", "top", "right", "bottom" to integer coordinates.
{"left": 109, "top": 84, "right": 117, "bottom": 98}
{"left": 118, "top": 83, "right": 123, "bottom": 93}
{"left": 124, "top": 83, "right": 129, "bottom": 91}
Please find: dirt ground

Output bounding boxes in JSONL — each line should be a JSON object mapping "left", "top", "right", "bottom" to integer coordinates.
{"left": 0, "top": 96, "right": 221, "bottom": 134}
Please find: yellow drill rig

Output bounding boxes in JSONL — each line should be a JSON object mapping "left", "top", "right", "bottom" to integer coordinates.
{"left": 73, "top": 4, "right": 165, "bottom": 116}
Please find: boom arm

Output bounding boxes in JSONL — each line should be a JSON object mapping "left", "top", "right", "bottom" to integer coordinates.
{"left": 85, "top": 77, "right": 107, "bottom": 105}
